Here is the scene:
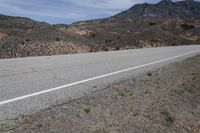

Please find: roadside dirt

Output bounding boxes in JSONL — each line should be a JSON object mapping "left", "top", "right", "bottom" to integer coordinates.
{"left": 0, "top": 33, "right": 8, "bottom": 39}
{"left": 1, "top": 55, "right": 200, "bottom": 133}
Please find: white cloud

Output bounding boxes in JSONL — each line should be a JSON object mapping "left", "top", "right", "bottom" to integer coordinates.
{"left": 62, "top": 0, "right": 146, "bottom": 10}
{"left": 0, "top": 0, "right": 83, "bottom": 19}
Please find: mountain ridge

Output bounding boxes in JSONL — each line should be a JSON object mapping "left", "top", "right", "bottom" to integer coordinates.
{"left": 0, "top": 0, "right": 200, "bottom": 58}
{"left": 113, "top": 0, "right": 200, "bottom": 19}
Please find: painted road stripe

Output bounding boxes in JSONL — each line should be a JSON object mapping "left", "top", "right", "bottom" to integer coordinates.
{"left": 0, "top": 49, "right": 200, "bottom": 106}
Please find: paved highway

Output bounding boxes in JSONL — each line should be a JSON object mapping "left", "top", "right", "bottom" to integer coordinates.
{"left": 0, "top": 45, "right": 200, "bottom": 120}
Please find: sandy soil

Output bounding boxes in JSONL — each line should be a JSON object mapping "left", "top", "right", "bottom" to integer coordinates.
{"left": 0, "top": 33, "right": 8, "bottom": 39}
{"left": 1, "top": 55, "right": 200, "bottom": 133}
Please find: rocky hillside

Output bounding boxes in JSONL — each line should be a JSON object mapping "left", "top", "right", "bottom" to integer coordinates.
{"left": 0, "top": 14, "right": 50, "bottom": 36}
{"left": 114, "top": 0, "right": 200, "bottom": 19}
{"left": 0, "top": 0, "right": 200, "bottom": 58}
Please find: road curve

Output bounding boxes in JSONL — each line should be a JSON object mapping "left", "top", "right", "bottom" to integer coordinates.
{"left": 0, "top": 45, "right": 200, "bottom": 120}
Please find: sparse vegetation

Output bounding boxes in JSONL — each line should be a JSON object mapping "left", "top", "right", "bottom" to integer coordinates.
{"left": 172, "top": 89, "right": 185, "bottom": 96}
{"left": 0, "top": 0, "right": 200, "bottom": 58}
{"left": 149, "top": 22, "right": 157, "bottom": 26}
{"left": 117, "top": 89, "right": 132, "bottom": 97}
{"left": 180, "top": 23, "right": 195, "bottom": 30}
{"left": 83, "top": 107, "right": 91, "bottom": 113}
{"left": 160, "top": 111, "right": 174, "bottom": 126}
{"left": 147, "top": 72, "right": 152, "bottom": 77}
{"left": 2, "top": 55, "right": 200, "bottom": 133}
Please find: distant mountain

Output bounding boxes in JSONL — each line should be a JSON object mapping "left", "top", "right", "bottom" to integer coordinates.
{"left": 0, "top": 0, "right": 200, "bottom": 58}
{"left": 114, "top": 0, "right": 200, "bottom": 19}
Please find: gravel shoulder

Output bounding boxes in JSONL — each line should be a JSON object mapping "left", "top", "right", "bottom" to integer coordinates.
{"left": 1, "top": 55, "right": 200, "bottom": 133}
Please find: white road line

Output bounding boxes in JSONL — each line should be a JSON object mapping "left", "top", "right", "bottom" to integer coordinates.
{"left": 0, "top": 49, "right": 200, "bottom": 106}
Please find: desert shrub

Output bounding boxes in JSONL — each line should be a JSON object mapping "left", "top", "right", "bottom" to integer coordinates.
{"left": 180, "top": 23, "right": 195, "bottom": 30}
{"left": 55, "top": 38, "right": 60, "bottom": 41}
{"left": 105, "top": 39, "right": 112, "bottom": 43}
{"left": 116, "top": 36, "right": 121, "bottom": 39}
{"left": 160, "top": 111, "right": 174, "bottom": 126}
{"left": 149, "top": 22, "right": 157, "bottom": 26}
{"left": 115, "top": 46, "right": 120, "bottom": 51}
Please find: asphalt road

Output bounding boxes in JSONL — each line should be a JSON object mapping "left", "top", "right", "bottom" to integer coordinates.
{"left": 0, "top": 45, "right": 200, "bottom": 120}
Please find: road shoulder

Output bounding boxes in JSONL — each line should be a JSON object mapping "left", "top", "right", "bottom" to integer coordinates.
{"left": 1, "top": 54, "right": 200, "bottom": 133}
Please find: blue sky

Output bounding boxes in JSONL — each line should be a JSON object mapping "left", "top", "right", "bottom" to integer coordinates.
{"left": 0, "top": 0, "right": 198, "bottom": 24}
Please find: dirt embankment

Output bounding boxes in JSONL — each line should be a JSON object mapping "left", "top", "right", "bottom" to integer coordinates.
{"left": 0, "top": 33, "right": 8, "bottom": 39}
{"left": 1, "top": 55, "right": 200, "bottom": 133}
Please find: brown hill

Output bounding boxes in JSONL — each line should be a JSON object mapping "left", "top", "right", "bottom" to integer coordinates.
{"left": 0, "top": 0, "right": 200, "bottom": 59}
